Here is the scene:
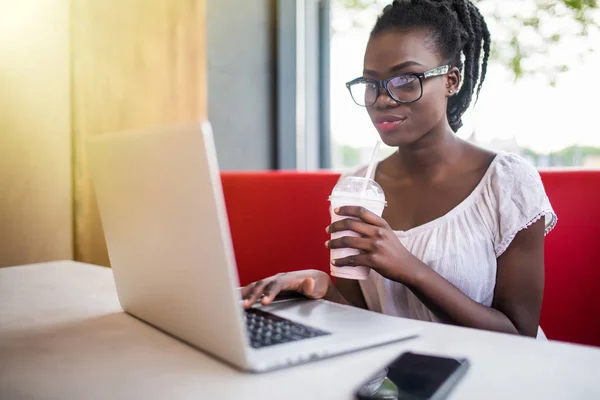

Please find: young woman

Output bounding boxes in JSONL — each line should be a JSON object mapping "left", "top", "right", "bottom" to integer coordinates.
{"left": 242, "top": 0, "right": 557, "bottom": 338}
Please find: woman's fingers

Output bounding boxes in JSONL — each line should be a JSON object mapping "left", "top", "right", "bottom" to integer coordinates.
{"left": 261, "top": 278, "right": 285, "bottom": 304}
{"left": 242, "top": 279, "right": 270, "bottom": 308}
{"left": 241, "top": 282, "right": 257, "bottom": 299}
{"left": 335, "top": 206, "right": 387, "bottom": 227}
{"left": 332, "top": 253, "right": 374, "bottom": 268}
{"left": 326, "top": 235, "right": 373, "bottom": 251}
{"left": 328, "top": 217, "right": 377, "bottom": 237}
{"left": 241, "top": 271, "right": 330, "bottom": 308}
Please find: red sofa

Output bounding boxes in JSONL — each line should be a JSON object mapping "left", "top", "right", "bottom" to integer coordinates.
{"left": 221, "top": 170, "right": 600, "bottom": 348}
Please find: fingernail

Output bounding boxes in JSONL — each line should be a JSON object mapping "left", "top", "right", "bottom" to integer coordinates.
{"left": 334, "top": 208, "right": 340, "bottom": 214}
{"left": 331, "top": 260, "right": 336, "bottom": 265}
{"left": 325, "top": 226, "right": 330, "bottom": 233}
{"left": 324, "top": 240, "right": 329, "bottom": 248}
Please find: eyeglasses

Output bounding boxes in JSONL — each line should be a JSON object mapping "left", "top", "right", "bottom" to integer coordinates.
{"left": 345, "top": 65, "right": 450, "bottom": 107}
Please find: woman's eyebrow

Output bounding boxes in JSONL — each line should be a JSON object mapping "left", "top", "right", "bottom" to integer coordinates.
{"left": 363, "top": 60, "right": 423, "bottom": 76}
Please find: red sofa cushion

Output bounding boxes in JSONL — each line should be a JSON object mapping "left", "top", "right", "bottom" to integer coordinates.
{"left": 221, "top": 170, "right": 600, "bottom": 347}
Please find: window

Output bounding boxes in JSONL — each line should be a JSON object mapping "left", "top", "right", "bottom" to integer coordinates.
{"left": 329, "top": 0, "right": 600, "bottom": 170}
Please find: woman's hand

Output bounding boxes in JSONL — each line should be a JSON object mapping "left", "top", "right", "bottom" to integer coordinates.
{"left": 326, "top": 206, "right": 420, "bottom": 285}
{"left": 241, "top": 270, "right": 332, "bottom": 309}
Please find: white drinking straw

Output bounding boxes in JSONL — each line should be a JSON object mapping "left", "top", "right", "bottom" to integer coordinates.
{"left": 361, "top": 141, "right": 381, "bottom": 193}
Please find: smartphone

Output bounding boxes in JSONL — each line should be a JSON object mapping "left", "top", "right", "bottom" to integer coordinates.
{"left": 354, "top": 351, "right": 470, "bottom": 400}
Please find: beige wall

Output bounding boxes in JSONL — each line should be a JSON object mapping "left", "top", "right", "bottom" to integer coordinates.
{"left": 0, "top": 0, "right": 207, "bottom": 267}
{"left": 0, "top": 0, "right": 73, "bottom": 267}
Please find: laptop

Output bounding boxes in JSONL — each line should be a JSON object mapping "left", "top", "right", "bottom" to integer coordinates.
{"left": 86, "top": 121, "right": 420, "bottom": 372}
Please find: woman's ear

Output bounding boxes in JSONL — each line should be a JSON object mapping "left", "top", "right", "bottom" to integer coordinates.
{"left": 445, "top": 66, "right": 461, "bottom": 97}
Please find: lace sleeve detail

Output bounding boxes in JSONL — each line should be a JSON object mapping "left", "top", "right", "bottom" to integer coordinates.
{"left": 488, "top": 154, "right": 558, "bottom": 257}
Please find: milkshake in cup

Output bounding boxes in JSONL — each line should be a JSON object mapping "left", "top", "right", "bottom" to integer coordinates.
{"left": 328, "top": 176, "right": 386, "bottom": 280}
{"left": 328, "top": 141, "right": 386, "bottom": 280}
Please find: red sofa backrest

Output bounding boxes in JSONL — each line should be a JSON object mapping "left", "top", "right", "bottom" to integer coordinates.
{"left": 221, "top": 171, "right": 339, "bottom": 286}
{"left": 221, "top": 170, "right": 600, "bottom": 347}
{"left": 539, "top": 170, "right": 600, "bottom": 347}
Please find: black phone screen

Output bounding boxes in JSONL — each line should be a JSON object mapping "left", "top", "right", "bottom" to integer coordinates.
{"left": 355, "top": 352, "right": 468, "bottom": 400}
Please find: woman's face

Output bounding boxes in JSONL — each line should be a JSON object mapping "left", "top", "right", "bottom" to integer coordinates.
{"left": 363, "top": 28, "right": 460, "bottom": 147}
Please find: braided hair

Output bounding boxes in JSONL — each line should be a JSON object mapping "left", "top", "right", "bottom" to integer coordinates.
{"left": 371, "top": 0, "right": 491, "bottom": 132}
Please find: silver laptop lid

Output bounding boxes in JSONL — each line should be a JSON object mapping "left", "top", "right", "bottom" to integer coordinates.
{"left": 87, "top": 121, "right": 250, "bottom": 368}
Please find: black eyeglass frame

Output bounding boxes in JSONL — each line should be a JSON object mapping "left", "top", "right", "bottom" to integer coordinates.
{"left": 345, "top": 65, "right": 451, "bottom": 107}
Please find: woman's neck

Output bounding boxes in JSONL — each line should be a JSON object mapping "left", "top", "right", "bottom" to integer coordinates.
{"left": 395, "top": 122, "right": 462, "bottom": 178}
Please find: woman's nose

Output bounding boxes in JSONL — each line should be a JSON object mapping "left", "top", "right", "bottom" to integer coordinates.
{"left": 373, "top": 87, "right": 399, "bottom": 109}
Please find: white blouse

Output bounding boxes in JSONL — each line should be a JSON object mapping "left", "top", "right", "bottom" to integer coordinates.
{"left": 343, "top": 152, "right": 558, "bottom": 339}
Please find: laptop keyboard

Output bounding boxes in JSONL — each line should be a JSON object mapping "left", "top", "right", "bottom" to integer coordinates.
{"left": 245, "top": 308, "right": 330, "bottom": 349}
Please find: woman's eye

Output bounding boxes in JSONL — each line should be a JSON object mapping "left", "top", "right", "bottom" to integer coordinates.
{"left": 390, "top": 75, "right": 415, "bottom": 87}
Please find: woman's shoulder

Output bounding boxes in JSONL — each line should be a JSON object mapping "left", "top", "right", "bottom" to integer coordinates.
{"left": 493, "top": 151, "right": 539, "bottom": 173}
{"left": 482, "top": 151, "right": 557, "bottom": 251}
{"left": 487, "top": 151, "right": 543, "bottom": 188}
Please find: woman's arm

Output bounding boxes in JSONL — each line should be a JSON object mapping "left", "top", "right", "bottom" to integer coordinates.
{"left": 334, "top": 278, "right": 369, "bottom": 309}
{"left": 327, "top": 206, "right": 545, "bottom": 336}
{"left": 405, "top": 219, "right": 544, "bottom": 336}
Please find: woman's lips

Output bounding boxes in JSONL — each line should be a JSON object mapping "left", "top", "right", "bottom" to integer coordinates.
{"left": 375, "top": 119, "right": 405, "bottom": 133}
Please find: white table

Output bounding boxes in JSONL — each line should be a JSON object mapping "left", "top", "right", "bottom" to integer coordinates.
{"left": 1, "top": 261, "right": 599, "bottom": 399}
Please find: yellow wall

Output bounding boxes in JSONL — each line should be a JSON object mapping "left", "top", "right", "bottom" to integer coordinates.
{"left": 71, "top": 0, "right": 207, "bottom": 266}
{"left": 0, "top": 0, "right": 72, "bottom": 267}
{"left": 0, "top": 0, "right": 207, "bottom": 267}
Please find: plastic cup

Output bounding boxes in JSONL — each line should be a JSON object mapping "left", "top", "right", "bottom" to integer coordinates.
{"left": 328, "top": 176, "right": 386, "bottom": 280}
